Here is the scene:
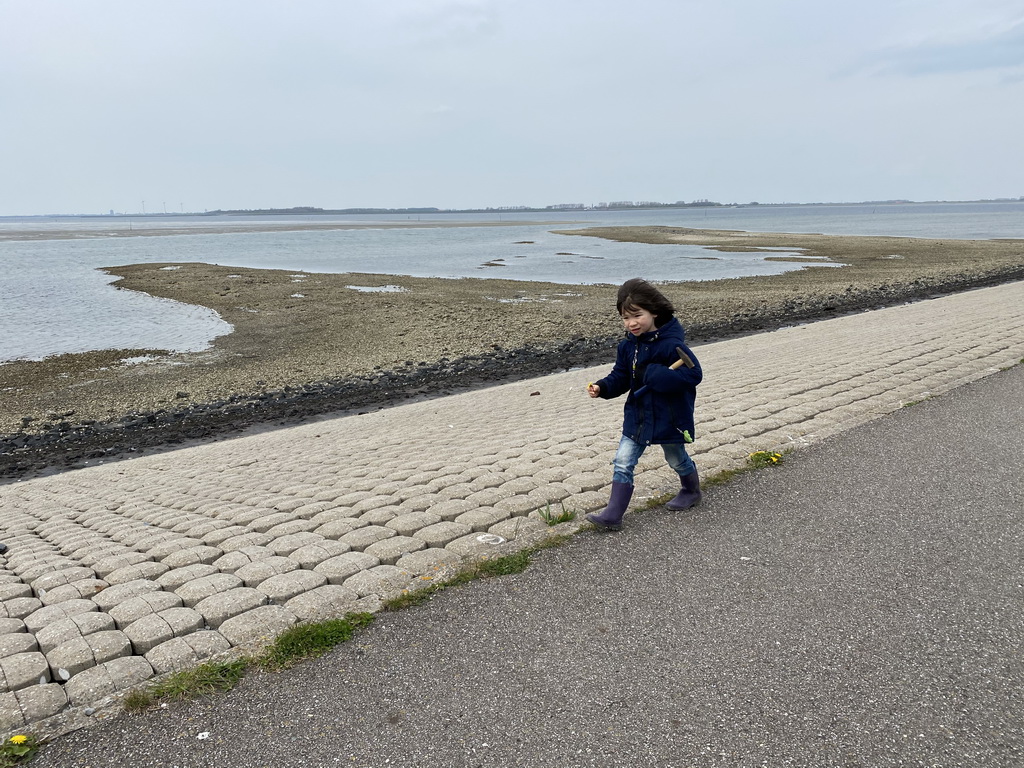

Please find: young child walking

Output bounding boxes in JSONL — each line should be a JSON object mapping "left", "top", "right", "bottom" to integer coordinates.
{"left": 586, "top": 278, "right": 703, "bottom": 531}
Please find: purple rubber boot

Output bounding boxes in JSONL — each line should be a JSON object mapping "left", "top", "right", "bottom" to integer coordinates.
{"left": 666, "top": 471, "right": 701, "bottom": 511}
{"left": 586, "top": 482, "right": 634, "bottom": 531}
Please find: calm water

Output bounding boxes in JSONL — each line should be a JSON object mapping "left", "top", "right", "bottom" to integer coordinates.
{"left": 2, "top": 201, "right": 1022, "bottom": 363}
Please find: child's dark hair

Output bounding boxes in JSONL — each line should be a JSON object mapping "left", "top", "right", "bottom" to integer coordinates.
{"left": 616, "top": 278, "right": 675, "bottom": 327}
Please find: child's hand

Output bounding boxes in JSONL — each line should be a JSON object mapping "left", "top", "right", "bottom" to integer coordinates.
{"left": 587, "top": 382, "right": 601, "bottom": 398}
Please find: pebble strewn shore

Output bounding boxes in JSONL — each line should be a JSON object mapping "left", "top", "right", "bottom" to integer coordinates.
{"left": 2, "top": 226, "right": 1022, "bottom": 480}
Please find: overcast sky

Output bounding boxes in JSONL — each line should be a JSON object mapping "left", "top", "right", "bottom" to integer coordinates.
{"left": 2, "top": 0, "right": 1022, "bottom": 215}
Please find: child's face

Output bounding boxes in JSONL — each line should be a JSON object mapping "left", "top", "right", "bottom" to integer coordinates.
{"left": 621, "top": 306, "right": 656, "bottom": 336}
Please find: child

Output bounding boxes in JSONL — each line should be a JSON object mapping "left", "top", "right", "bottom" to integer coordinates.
{"left": 586, "top": 278, "right": 703, "bottom": 531}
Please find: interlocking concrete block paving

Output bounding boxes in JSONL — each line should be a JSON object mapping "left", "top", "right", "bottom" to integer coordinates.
{"left": 313, "top": 552, "right": 380, "bottom": 585}
{"left": 38, "top": 579, "right": 108, "bottom": 606}
{"left": 46, "top": 630, "right": 131, "bottom": 681}
{"left": 284, "top": 585, "right": 362, "bottom": 623}
{"left": 92, "top": 579, "right": 163, "bottom": 612}
{"left": 108, "top": 592, "right": 185, "bottom": 629}
{"left": 265, "top": 532, "right": 325, "bottom": 556}
{"left": 0, "top": 634, "right": 38, "bottom": 659}
{"left": 155, "top": 564, "right": 219, "bottom": 591}
{"left": 412, "top": 521, "right": 473, "bottom": 548}
{"left": 174, "top": 573, "right": 243, "bottom": 608}
{"left": 217, "top": 605, "right": 298, "bottom": 647}
{"left": 1, "top": 598, "right": 42, "bottom": 621}
{"left": 235, "top": 556, "right": 300, "bottom": 587}
{"left": 0, "top": 652, "right": 51, "bottom": 692}
{"left": 145, "top": 631, "right": 232, "bottom": 675}
{"left": 256, "top": 570, "right": 328, "bottom": 603}
{"left": 340, "top": 525, "right": 396, "bottom": 552}
{"left": 193, "top": 588, "right": 268, "bottom": 629}
{"left": 103, "top": 561, "right": 171, "bottom": 585}
{"left": 63, "top": 656, "right": 154, "bottom": 707}
{"left": 22, "top": 600, "right": 97, "bottom": 635}
{"left": 288, "top": 540, "right": 352, "bottom": 569}
{"left": 394, "top": 547, "right": 463, "bottom": 577}
{"left": 343, "top": 565, "right": 413, "bottom": 598}
{"left": 123, "top": 608, "right": 204, "bottom": 655}
{"left": 30, "top": 567, "right": 97, "bottom": 592}
{"left": 35, "top": 612, "right": 116, "bottom": 655}
{"left": 364, "top": 536, "right": 426, "bottom": 565}
{"left": 160, "top": 545, "right": 224, "bottom": 568}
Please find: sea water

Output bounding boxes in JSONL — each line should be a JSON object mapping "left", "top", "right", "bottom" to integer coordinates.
{"left": 1, "top": 201, "right": 1021, "bottom": 363}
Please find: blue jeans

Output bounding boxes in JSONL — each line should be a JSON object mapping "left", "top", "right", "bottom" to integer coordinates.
{"left": 612, "top": 435, "right": 695, "bottom": 485}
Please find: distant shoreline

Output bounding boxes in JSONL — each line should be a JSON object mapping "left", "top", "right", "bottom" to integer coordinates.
{"left": 3, "top": 197, "right": 1022, "bottom": 221}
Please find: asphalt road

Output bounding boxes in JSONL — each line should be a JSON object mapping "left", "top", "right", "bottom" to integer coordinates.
{"left": 33, "top": 363, "right": 1023, "bottom": 768}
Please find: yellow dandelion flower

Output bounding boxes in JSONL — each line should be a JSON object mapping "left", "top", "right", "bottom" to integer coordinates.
{"left": 9, "top": 735, "right": 28, "bottom": 745}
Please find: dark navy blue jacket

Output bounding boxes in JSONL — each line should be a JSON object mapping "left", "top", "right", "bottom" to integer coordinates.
{"left": 595, "top": 316, "right": 702, "bottom": 446}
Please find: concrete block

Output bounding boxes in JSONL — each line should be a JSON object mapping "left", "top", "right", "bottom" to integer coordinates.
{"left": 265, "top": 532, "right": 325, "bottom": 557}
{"left": 23, "top": 600, "right": 97, "bottom": 634}
{"left": 90, "top": 552, "right": 151, "bottom": 579}
{"left": 0, "top": 652, "right": 50, "bottom": 692}
{"left": 155, "top": 564, "right": 219, "bottom": 591}
{"left": 63, "top": 656, "right": 153, "bottom": 707}
{"left": 445, "top": 532, "right": 511, "bottom": 558}
{"left": 0, "top": 619, "right": 25, "bottom": 635}
{"left": 161, "top": 545, "right": 223, "bottom": 568}
{"left": 453, "top": 508, "right": 511, "bottom": 533}
{"left": 339, "top": 525, "right": 395, "bottom": 552}
{"left": 174, "top": 573, "right": 243, "bottom": 608}
{"left": 217, "top": 532, "right": 273, "bottom": 551}
{"left": 364, "top": 536, "right": 426, "bottom": 566}
{"left": 36, "top": 612, "right": 116, "bottom": 654}
{"left": 123, "top": 607, "right": 204, "bottom": 655}
{"left": 13, "top": 682, "right": 68, "bottom": 726}
{"left": 0, "top": 583, "right": 33, "bottom": 601}
{"left": 146, "top": 537, "right": 203, "bottom": 560}
{"left": 287, "top": 540, "right": 351, "bottom": 569}
{"left": 38, "top": 579, "right": 108, "bottom": 606}
{"left": 193, "top": 587, "right": 268, "bottom": 629}
{"left": 246, "top": 512, "right": 296, "bottom": 533}
{"left": 284, "top": 585, "right": 361, "bottom": 622}
{"left": 1, "top": 597, "right": 42, "bottom": 621}
{"left": 0, "top": 633, "right": 38, "bottom": 659}
{"left": 494, "top": 494, "right": 543, "bottom": 516}
{"left": 343, "top": 565, "right": 413, "bottom": 598}
{"left": 262, "top": 519, "right": 319, "bottom": 538}
{"left": 234, "top": 557, "right": 299, "bottom": 587}
{"left": 358, "top": 507, "right": 402, "bottom": 525}
{"left": 91, "top": 579, "right": 163, "bottom": 612}
{"left": 108, "top": 592, "right": 184, "bottom": 629}
{"left": 412, "top": 521, "right": 473, "bottom": 548}
{"left": 217, "top": 605, "right": 297, "bottom": 647}
{"left": 46, "top": 630, "right": 130, "bottom": 681}
{"left": 256, "top": 571, "right": 327, "bottom": 603}
{"left": 313, "top": 552, "right": 380, "bottom": 585}
{"left": 394, "top": 547, "right": 463, "bottom": 577}
{"left": 0, "top": 691, "right": 24, "bottom": 730}
{"left": 145, "top": 631, "right": 231, "bottom": 675}
{"left": 103, "top": 561, "right": 171, "bottom": 585}
{"left": 313, "top": 518, "right": 368, "bottom": 540}
{"left": 488, "top": 516, "right": 549, "bottom": 541}
{"left": 385, "top": 511, "right": 442, "bottom": 536}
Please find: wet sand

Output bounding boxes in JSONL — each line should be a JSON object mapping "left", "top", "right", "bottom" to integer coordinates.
{"left": 2, "top": 226, "right": 1022, "bottom": 478}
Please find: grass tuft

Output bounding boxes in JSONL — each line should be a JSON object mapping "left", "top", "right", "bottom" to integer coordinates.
{"left": 538, "top": 501, "right": 577, "bottom": 526}
{"left": 257, "top": 613, "right": 375, "bottom": 671}
{"left": 148, "top": 659, "right": 248, "bottom": 701}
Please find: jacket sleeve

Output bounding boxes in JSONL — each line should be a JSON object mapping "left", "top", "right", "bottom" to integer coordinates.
{"left": 596, "top": 341, "right": 633, "bottom": 399}
{"left": 642, "top": 344, "right": 703, "bottom": 393}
